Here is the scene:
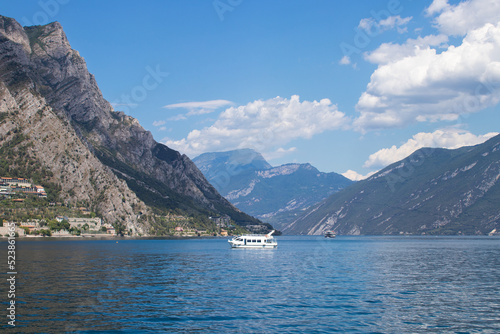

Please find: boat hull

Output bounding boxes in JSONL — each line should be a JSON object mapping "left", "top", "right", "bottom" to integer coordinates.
{"left": 229, "top": 243, "right": 277, "bottom": 249}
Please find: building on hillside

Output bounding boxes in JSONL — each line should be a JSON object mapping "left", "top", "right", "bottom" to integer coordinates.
{"left": 55, "top": 216, "right": 68, "bottom": 223}
{"left": 0, "top": 177, "right": 47, "bottom": 197}
{"left": 78, "top": 207, "right": 92, "bottom": 215}
{"left": 0, "top": 184, "right": 10, "bottom": 195}
{"left": 1, "top": 177, "right": 32, "bottom": 188}
{"left": 247, "top": 224, "right": 268, "bottom": 233}
{"left": 102, "top": 223, "right": 115, "bottom": 235}
{"left": 68, "top": 217, "right": 102, "bottom": 231}
{"left": 210, "top": 215, "right": 231, "bottom": 227}
{"left": 20, "top": 223, "right": 37, "bottom": 233}
{"left": 0, "top": 223, "right": 26, "bottom": 236}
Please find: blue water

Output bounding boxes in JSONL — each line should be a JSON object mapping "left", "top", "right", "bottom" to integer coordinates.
{"left": 2, "top": 236, "right": 500, "bottom": 333}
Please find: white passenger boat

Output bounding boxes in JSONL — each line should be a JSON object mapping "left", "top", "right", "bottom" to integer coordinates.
{"left": 228, "top": 230, "right": 278, "bottom": 249}
{"left": 324, "top": 231, "right": 336, "bottom": 238}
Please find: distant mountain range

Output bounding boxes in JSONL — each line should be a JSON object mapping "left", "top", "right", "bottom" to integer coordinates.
{"left": 193, "top": 149, "right": 353, "bottom": 230}
{"left": 284, "top": 134, "right": 500, "bottom": 235}
{"left": 0, "top": 15, "right": 269, "bottom": 234}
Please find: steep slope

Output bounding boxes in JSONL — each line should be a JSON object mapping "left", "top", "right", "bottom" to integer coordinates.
{"left": 194, "top": 149, "right": 353, "bottom": 230}
{"left": 285, "top": 134, "right": 500, "bottom": 235}
{"left": 0, "top": 16, "right": 265, "bottom": 232}
{"left": 0, "top": 16, "right": 148, "bottom": 234}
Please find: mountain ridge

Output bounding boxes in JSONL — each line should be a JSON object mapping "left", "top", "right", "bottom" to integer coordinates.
{"left": 193, "top": 149, "right": 353, "bottom": 230}
{"left": 284, "top": 134, "right": 500, "bottom": 235}
{"left": 0, "top": 15, "right": 268, "bottom": 234}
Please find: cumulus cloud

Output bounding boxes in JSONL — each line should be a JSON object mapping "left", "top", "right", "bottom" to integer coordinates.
{"left": 163, "top": 95, "right": 349, "bottom": 158}
{"left": 427, "top": 0, "right": 500, "bottom": 36}
{"left": 426, "top": 0, "right": 450, "bottom": 16}
{"left": 354, "top": 0, "right": 500, "bottom": 132}
{"left": 363, "top": 34, "right": 449, "bottom": 65}
{"left": 342, "top": 169, "right": 376, "bottom": 181}
{"left": 355, "top": 21, "right": 500, "bottom": 132}
{"left": 363, "top": 129, "right": 499, "bottom": 169}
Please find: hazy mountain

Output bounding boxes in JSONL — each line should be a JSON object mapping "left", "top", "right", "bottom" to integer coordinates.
{"left": 193, "top": 149, "right": 353, "bottom": 230}
{"left": 284, "top": 134, "right": 500, "bottom": 235}
{"left": 0, "top": 16, "right": 268, "bottom": 234}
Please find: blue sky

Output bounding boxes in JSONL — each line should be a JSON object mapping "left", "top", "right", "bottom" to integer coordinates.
{"left": 3, "top": 0, "right": 500, "bottom": 179}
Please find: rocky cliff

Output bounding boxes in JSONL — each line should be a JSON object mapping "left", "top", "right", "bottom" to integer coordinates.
{"left": 285, "top": 134, "right": 500, "bottom": 235}
{"left": 0, "top": 16, "right": 263, "bottom": 234}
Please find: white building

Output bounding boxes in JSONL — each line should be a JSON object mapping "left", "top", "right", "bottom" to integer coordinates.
{"left": 68, "top": 217, "right": 103, "bottom": 231}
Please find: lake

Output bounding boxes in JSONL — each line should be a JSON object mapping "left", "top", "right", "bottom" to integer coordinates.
{"left": 1, "top": 236, "right": 500, "bottom": 333}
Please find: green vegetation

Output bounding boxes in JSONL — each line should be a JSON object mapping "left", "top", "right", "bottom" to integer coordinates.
{"left": 94, "top": 146, "right": 266, "bottom": 233}
{"left": 47, "top": 218, "right": 70, "bottom": 231}
{"left": 0, "top": 196, "right": 94, "bottom": 222}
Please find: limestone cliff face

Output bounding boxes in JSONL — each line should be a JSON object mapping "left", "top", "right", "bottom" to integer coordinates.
{"left": 0, "top": 17, "right": 148, "bottom": 234}
{"left": 0, "top": 15, "right": 261, "bottom": 232}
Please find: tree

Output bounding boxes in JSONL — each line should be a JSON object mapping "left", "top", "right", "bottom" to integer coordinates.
{"left": 114, "top": 223, "right": 126, "bottom": 236}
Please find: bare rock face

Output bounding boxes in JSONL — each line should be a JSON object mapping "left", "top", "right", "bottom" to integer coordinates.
{"left": 0, "top": 16, "right": 31, "bottom": 54}
{"left": 0, "top": 15, "right": 263, "bottom": 234}
{"left": 0, "top": 22, "right": 148, "bottom": 233}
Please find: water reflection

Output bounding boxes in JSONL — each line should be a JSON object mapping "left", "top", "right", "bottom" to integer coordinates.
{"left": 0, "top": 237, "right": 499, "bottom": 333}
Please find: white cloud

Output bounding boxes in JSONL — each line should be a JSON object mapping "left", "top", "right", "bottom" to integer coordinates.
{"left": 355, "top": 21, "right": 500, "bottom": 131}
{"left": 342, "top": 169, "right": 376, "bottom": 181}
{"left": 167, "top": 114, "right": 187, "bottom": 121}
{"left": 339, "top": 55, "right": 351, "bottom": 65}
{"left": 363, "top": 129, "right": 499, "bottom": 169}
{"left": 426, "top": 0, "right": 450, "bottom": 16}
{"left": 263, "top": 147, "right": 297, "bottom": 161}
{"left": 163, "top": 95, "right": 349, "bottom": 158}
{"left": 363, "top": 34, "right": 449, "bottom": 65}
{"left": 152, "top": 120, "right": 166, "bottom": 127}
{"left": 359, "top": 15, "right": 412, "bottom": 35}
{"left": 428, "top": 0, "right": 500, "bottom": 36}
{"left": 163, "top": 99, "right": 234, "bottom": 118}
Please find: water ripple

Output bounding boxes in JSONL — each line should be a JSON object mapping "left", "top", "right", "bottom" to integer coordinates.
{"left": 1, "top": 236, "right": 499, "bottom": 333}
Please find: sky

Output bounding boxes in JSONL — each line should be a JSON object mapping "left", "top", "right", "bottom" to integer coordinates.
{"left": 3, "top": 0, "right": 500, "bottom": 180}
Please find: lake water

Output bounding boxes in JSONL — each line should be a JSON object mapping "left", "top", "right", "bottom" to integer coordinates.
{"left": 2, "top": 236, "right": 500, "bottom": 333}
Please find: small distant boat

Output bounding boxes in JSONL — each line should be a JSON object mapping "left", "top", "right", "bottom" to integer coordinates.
{"left": 324, "top": 231, "right": 336, "bottom": 238}
{"left": 228, "top": 230, "right": 278, "bottom": 249}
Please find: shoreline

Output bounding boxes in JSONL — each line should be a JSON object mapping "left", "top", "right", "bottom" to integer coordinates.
{"left": 0, "top": 234, "right": 229, "bottom": 240}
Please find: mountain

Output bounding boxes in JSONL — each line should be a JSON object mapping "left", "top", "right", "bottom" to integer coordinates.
{"left": 0, "top": 16, "right": 268, "bottom": 234}
{"left": 194, "top": 149, "right": 272, "bottom": 189}
{"left": 193, "top": 149, "right": 353, "bottom": 230}
{"left": 284, "top": 134, "right": 500, "bottom": 235}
